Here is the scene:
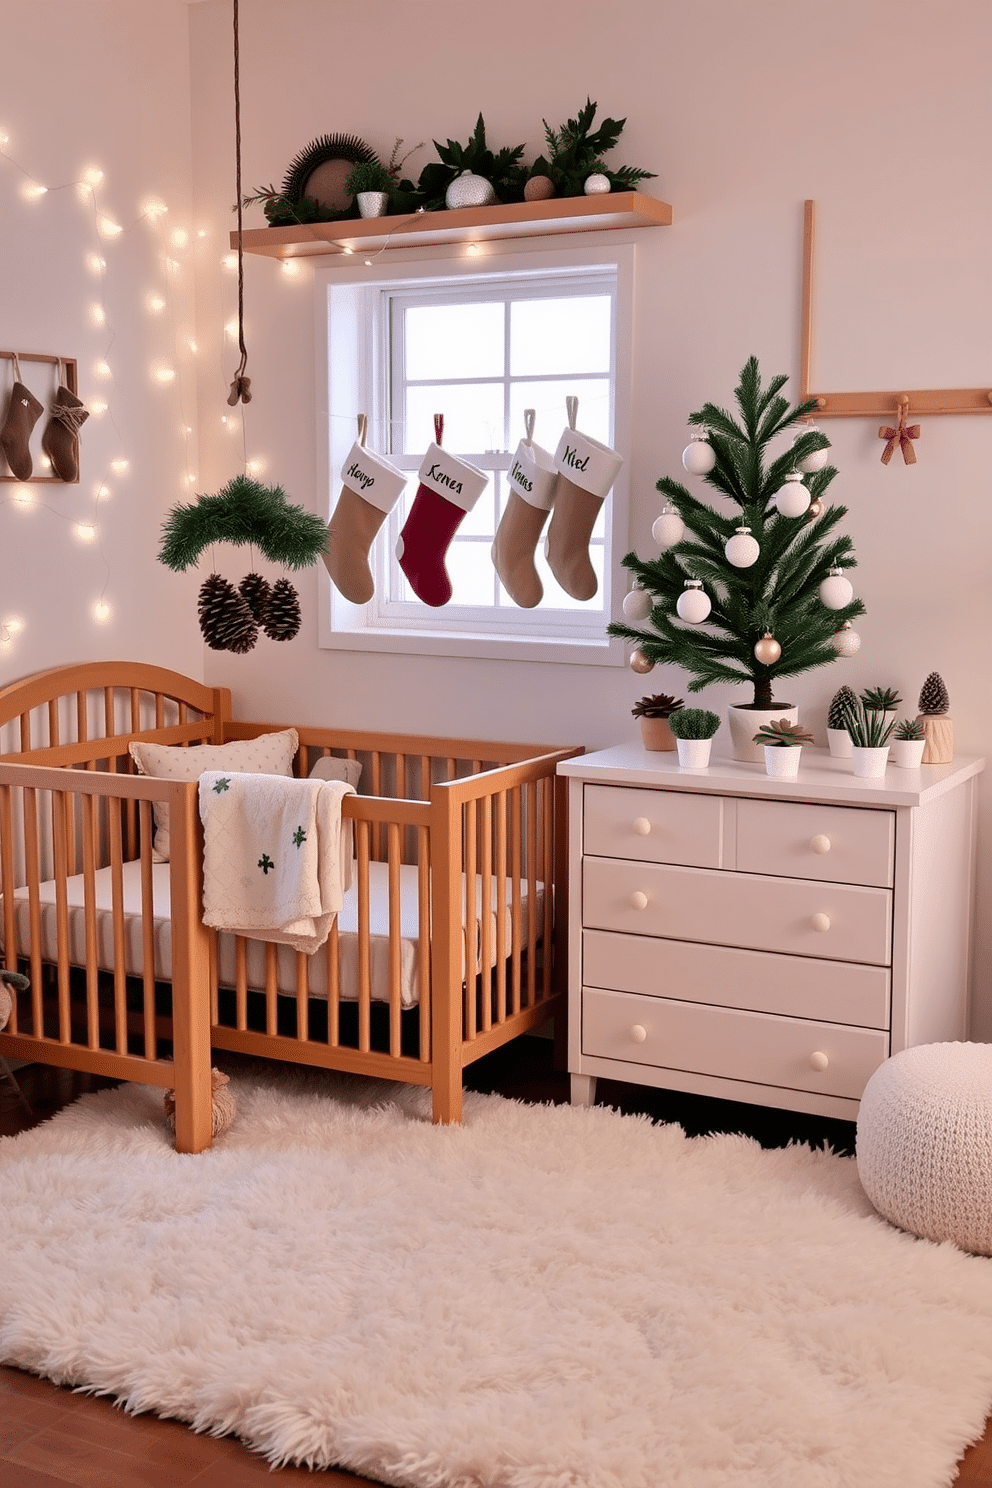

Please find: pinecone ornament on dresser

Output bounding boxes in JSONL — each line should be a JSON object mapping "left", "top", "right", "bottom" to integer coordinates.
{"left": 198, "top": 573, "right": 259, "bottom": 653}
{"left": 262, "top": 577, "right": 302, "bottom": 641}
{"left": 916, "top": 671, "right": 953, "bottom": 764}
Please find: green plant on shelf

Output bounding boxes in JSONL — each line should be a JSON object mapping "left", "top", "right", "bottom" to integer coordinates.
{"left": 860, "top": 685, "right": 902, "bottom": 714}
{"left": 894, "top": 717, "right": 925, "bottom": 742}
{"left": 842, "top": 688, "right": 900, "bottom": 749}
{"left": 668, "top": 707, "right": 721, "bottom": 741}
{"left": 752, "top": 718, "right": 815, "bottom": 748}
{"left": 345, "top": 139, "right": 425, "bottom": 204}
{"left": 631, "top": 692, "right": 684, "bottom": 719}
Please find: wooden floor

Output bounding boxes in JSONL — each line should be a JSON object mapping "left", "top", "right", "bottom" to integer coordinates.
{"left": 2, "top": 1044, "right": 991, "bottom": 1488}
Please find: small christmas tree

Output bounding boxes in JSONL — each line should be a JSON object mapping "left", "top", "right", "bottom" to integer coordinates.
{"left": 609, "top": 358, "right": 865, "bottom": 709}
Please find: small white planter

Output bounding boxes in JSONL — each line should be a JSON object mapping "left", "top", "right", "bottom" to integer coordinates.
{"left": 676, "top": 737, "right": 713, "bottom": 770}
{"left": 764, "top": 744, "right": 803, "bottom": 779}
{"left": 356, "top": 191, "right": 389, "bottom": 218}
{"left": 827, "top": 726, "right": 853, "bottom": 758}
{"left": 728, "top": 703, "right": 798, "bottom": 763}
{"left": 851, "top": 745, "right": 890, "bottom": 778}
{"left": 891, "top": 737, "right": 926, "bottom": 768}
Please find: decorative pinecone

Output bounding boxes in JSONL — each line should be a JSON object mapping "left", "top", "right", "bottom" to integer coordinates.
{"left": 262, "top": 577, "right": 302, "bottom": 641}
{"left": 917, "top": 671, "right": 949, "bottom": 715}
{"left": 827, "top": 684, "right": 858, "bottom": 729}
{"left": 198, "top": 573, "right": 258, "bottom": 653}
{"left": 238, "top": 571, "right": 272, "bottom": 623}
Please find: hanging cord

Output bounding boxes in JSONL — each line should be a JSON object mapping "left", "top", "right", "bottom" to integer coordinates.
{"left": 227, "top": 0, "right": 251, "bottom": 408}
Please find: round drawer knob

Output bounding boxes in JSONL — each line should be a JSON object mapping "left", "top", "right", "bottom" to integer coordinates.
{"left": 629, "top": 1024, "right": 648, "bottom": 1043}
{"left": 633, "top": 816, "right": 652, "bottom": 836}
{"left": 811, "top": 912, "right": 831, "bottom": 933}
{"left": 810, "top": 834, "right": 831, "bottom": 855}
{"left": 630, "top": 890, "right": 649, "bottom": 911}
{"left": 809, "top": 1050, "right": 830, "bottom": 1072}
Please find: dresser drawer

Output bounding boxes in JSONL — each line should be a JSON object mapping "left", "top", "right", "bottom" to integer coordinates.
{"left": 583, "top": 784, "right": 724, "bottom": 868}
{"left": 735, "top": 799, "right": 894, "bottom": 887}
{"left": 582, "top": 928, "right": 891, "bottom": 1028}
{"left": 582, "top": 987, "right": 889, "bottom": 1101}
{"left": 583, "top": 857, "right": 892, "bottom": 966}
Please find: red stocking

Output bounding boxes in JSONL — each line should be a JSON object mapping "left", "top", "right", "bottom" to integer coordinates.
{"left": 396, "top": 415, "right": 487, "bottom": 607}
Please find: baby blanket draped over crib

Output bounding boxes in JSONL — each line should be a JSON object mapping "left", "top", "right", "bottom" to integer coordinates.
{"left": 198, "top": 772, "right": 354, "bottom": 954}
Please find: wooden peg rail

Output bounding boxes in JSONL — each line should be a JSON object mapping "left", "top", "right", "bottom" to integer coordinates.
{"left": 799, "top": 201, "right": 992, "bottom": 419}
{"left": 0, "top": 352, "right": 78, "bottom": 484}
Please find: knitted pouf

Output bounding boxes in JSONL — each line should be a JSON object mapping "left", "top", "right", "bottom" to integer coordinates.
{"left": 856, "top": 1042, "right": 992, "bottom": 1256}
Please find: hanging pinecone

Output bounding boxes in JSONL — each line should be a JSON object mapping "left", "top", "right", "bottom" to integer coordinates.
{"left": 198, "top": 573, "right": 258, "bottom": 653}
{"left": 262, "top": 577, "right": 302, "bottom": 641}
{"left": 238, "top": 571, "right": 272, "bottom": 623}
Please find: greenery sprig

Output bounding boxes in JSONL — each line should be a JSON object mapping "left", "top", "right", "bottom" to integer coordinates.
{"left": 529, "top": 99, "right": 655, "bottom": 196}
{"left": 159, "top": 476, "right": 328, "bottom": 572}
{"left": 668, "top": 707, "right": 721, "bottom": 740}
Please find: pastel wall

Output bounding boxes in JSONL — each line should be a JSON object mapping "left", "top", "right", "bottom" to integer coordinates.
{"left": 0, "top": 0, "right": 203, "bottom": 685}
{"left": 188, "top": 0, "right": 991, "bottom": 1036}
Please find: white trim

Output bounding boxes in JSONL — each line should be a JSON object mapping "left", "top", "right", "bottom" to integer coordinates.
{"left": 315, "top": 239, "right": 634, "bottom": 667}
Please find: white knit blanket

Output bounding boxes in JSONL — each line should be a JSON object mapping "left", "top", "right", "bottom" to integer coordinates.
{"left": 199, "top": 772, "right": 354, "bottom": 953}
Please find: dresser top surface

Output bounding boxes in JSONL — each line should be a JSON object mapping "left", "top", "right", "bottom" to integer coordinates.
{"left": 557, "top": 743, "right": 984, "bottom": 808}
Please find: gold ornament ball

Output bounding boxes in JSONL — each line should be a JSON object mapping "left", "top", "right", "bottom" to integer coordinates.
{"left": 524, "top": 174, "right": 555, "bottom": 202}
{"left": 808, "top": 498, "right": 824, "bottom": 518}
{"left": 754, "top": 632, "right": 782, "bottom": 665}
{"left": 629, "top": 646, "right": 655, "bottom": 675}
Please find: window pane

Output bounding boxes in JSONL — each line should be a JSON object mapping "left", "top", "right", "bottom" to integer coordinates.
{"left": 445, "top": 539, "right": 499, "bottom": 606}
{"left": 510, "top": 296, "right": 611, "bottom": 377}
{"left": 404, "top": 303, "right": 504, "bottom": 381}
{"left": 404, "top": 383, "right": 506, "bottom": 454}
{"left": 509, "top": 378, "right": 612, "bottom": 448}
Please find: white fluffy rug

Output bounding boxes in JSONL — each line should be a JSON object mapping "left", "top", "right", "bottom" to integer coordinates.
{"left": 3, "top": 1068, "right": 992, "bottom": 1488}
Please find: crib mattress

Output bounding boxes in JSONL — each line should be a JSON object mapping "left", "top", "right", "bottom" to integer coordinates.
{"left": 4, "top": 860, "right": 544, "bottom": 1009}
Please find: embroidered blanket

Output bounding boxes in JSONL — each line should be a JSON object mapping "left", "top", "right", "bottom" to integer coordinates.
{"left": 198, "top": 772, "right": 354, "bottom": 954}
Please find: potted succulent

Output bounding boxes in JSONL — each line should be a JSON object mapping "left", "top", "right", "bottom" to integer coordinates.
{"left": 827, "top": 684, "right": 858, "bottom": 757}
{"left": 916, "top": 671, "right": 953, "bottom": 764}
{"left": 668, "top": 707, "right": 721, "bottom": 770}
{"left": 841, "top": 686, "right": 899, "bottom": 778}
{"left": 752, "top": 717, "right": 815, "bottom": 780}
{"left": 891, "top": 717, "right": 926, "bottom": 768}
{"left": 345, "top": 139, "right": 423, "bottom": 218}
{"left": 632, "top": 692, "right": 684, "bottom": 752}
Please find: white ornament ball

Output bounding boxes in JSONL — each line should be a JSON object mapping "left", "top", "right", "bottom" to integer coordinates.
{"left": 754, "top": 632, "right": 782, "bottom": 665}
{"left": 676, "top": 580, "right": 711, "bottom": 624}
{"left": 651, "top": 505, "right": 685, "bottom": 550}
{"left": 682, "top": 437, "right": 716, "bottom": 476}
{"left": 584, "top": 173, "right": 611, "bottom": 195}
{"left": 445, "top": 171, "right": 496, "bottom": 210}
{"left": 524, "top": 174, "right": 555, "bottom": 202}
{"left": 775, "top": 472, "right": 811, "bottom": 518}
{"left": 833, "top": 622, "right": 861, "bottom": 657}
{"left": 794, "top": 428, "right": 830, "bottom": 474}
{"left": 725, "top": 526, "right": 760, "bottom": 568}
{"left": 622, "top": 586, "right": 653, "bottom": 622}
{"left": 819, "top": 567, "right": 854, "bottom": 610}
{"left": 629, "top": 646, "right": 655, "bottom": 675}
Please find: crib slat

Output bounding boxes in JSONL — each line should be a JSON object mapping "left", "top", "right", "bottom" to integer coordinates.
{"left": 509, "top": 786, "right": 523, "bottom": 1016}
{"left": 295, "top": 951, "right": 309, "bottom": 1041}
{"left": 47, "top": 698, "right": 59, "bottom": 748}
{"left": 417, "top": 825, "right": 431, "bottom": 1061}
{"left": 81, "top": 794, "right": 100, "bottom": 1049}
{"left": 235, "top": 935, "right": 248, "bottom": 1030}
{"left": 356, "top": 819, "right": 371, "bottom": 1051}
{"left": 22, "top": 788, "right": 45, "bottom": 1033}
{"left": 387, "top": 822, "right": 402, "bottom": 1056}
{"left": 139, "top": 800, "right": 157, "bottom": 1060}
{"left": 265, "top": 941, "right": 278, "bottom": 1034}
{"left": 108, "top": 796, "right": 128, "bottom": 1054}
{"left": 494, "top": 790, "right": 507, "bottom": 1024}
{"left": 464, "top": 797, "right": 479, "bottom": 1038}
{"left": 0, "top": 785, "right": 19, "bottom": 1032}
{"left": 50, "top": 789, "right": 72, "bottom": 1039}
{"left": 479, "top": 794, "right": 493, "bottom": 1032}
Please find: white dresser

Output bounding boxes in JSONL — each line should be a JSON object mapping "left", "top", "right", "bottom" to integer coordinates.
{"left": 557, "top": 745, "right": 983, "bottom": 1121}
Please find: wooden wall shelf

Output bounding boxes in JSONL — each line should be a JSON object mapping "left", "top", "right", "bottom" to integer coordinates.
{"left": 232, "top": 192, "right": 673, "bottom": 261}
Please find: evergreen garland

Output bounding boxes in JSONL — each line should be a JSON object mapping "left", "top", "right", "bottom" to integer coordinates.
{"left": 609, "top": 358, "right": 866, "bottom": 710}
{"left": 159, "top": 476, "right": 328, "bottom": 573}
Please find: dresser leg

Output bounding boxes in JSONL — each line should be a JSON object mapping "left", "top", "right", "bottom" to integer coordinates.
{"left": 570, "top": 1073, "right": 597, "bottom": 1107}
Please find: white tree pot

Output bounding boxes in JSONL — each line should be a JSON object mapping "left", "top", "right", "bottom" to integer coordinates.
{"left": 728, "top": 703, "right": 798, "bottom": 763}
{"left": 676, "top": 737, "right": 713, "bottom": 769}
{"left": 851, "top": 745, "right": 890, "bottom": 778}
{"left": 827, "top": 726, "right": 853, "bottom": 758}
{"left": 764, "top": 744, "right": 803, "bottom": 779}
{"left": 891, "top": 737, "right": 926, "bottom": 768}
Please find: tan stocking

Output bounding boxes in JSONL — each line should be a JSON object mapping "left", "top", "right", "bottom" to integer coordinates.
{"left": 41, "top": 382, "right": 89, "bottom": 483}
{"left": 492, "top": 490, "right": 551, "bottom": 608}
{"left": 545, "top": 479, "right": 604, "bottom": 601}
{"left": 322, "top": 486, "right": 390, "bottom": 605}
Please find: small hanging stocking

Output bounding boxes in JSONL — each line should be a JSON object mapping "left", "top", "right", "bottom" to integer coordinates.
{"left": 41, "top": 362, "right": 89, "bottom": 482}
{"left": 1, "top": 355, "right": 44, "bottom": 481}
{"left": 396, "top": 415, "right": 488, "bottom": 607}
{"left": 322, "top": 414, "right": 406, "bottom": 604}
{"left": 545, "top": 396, "right": 623, "bottom": 601}
{"left": 492, "top": 410, "right": 556, "bottom": 608}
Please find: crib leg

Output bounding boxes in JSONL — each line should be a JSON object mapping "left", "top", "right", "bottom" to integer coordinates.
{"left": 432, "top": 1072, "right": 463, "bottom": 1125}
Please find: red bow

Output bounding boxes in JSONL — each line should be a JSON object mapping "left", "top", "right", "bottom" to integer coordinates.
{"left": 879, "top": 402, "right": 919, "bottom": 465}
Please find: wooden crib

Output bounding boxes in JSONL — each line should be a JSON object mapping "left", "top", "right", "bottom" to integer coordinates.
{"left": 0, "top": 661, "right": 580, "bottom": 1150}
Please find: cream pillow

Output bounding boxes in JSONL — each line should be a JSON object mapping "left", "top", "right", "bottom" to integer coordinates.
{"left": 129, "top": 729, "right": 299, "bottom": 861}
{"left": 308, "top": 755, "right": 362, "bottom": 789}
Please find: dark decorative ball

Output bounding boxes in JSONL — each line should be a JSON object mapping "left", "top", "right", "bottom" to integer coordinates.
{"left": 198, "top": 573, "right": 258, "bottom": 653}
{"left": 262, "top": 577, "right": 302, "bottom": 641}
{"left": 238, "top": 571, "right": 272, "bottom": 623}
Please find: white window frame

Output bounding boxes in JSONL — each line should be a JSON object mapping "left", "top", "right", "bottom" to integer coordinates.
{"left": 315, "top": 241, "right": 633, "bottom": 667}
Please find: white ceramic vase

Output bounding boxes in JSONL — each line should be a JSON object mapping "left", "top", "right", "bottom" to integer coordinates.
{"left": 676, "top": 737, "right": 712, "bottom": 770}
{"left": 356, "top": 191, "right": 389, "bottom": 218}
{"left": 851, "top": 745, "right": 889, "bottom": 778}
{"left": 827, "top": 726, "right": 853, "bottom": 758}
{"left": 728, "top": 703, "right": 798, "bottom": 763}
{"left": 891, "top": 737, "right": 926, "bottom": 768}
{"left": 764, "top": 744, "right": 803, "bottom": 780}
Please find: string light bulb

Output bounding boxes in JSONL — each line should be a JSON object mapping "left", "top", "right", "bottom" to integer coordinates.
{"left": 93, "top": 601, "right": 112, "bottom": 623}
